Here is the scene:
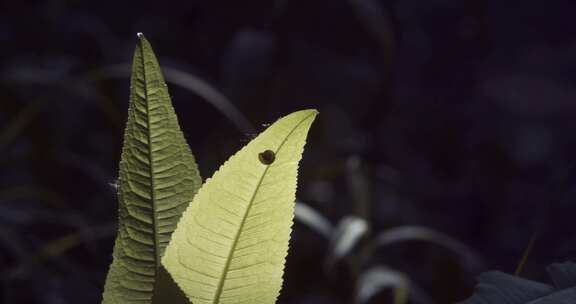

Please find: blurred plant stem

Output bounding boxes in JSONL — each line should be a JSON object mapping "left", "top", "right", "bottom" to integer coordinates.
{"left": 515, "top": 160, "right": 576, "bottom": 276}
{"left": 0, "top": 186, "right": 66, "bottom": 208}
{"left": 0, "top": 102, "right": 40, "bottom": 152}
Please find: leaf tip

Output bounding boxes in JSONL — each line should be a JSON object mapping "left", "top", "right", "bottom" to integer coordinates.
{"left": 290, "top": 108, "right": 319, "bottom": 122}
{"left": 305, "top": 108, "right": 319, "bottom": 116}
{"left": 136, "top": 32, "right": 144, "bottom": 39}
{"left": 301, "top": 108, "right": 319, "bottom": 126}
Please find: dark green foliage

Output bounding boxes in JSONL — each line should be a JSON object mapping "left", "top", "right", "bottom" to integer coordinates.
{"left": 461, "top": 262, "right": 576, "bottom": 304}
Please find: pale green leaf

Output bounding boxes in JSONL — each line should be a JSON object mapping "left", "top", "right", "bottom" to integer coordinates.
{"left": 162, "top": 109, "right": 318, "bottom": 304}
{"left": 102, "top": 33, "right": 202, "bottom": 304}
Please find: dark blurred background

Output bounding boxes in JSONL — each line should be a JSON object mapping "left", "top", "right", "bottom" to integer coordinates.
{"left": 2, "top": 0, "right": 576, "bottom": 303}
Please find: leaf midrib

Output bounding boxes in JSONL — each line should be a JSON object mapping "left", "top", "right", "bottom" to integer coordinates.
{"left": 211, "top": 112, "right": 316, "bottom": 304}
{"left": 138, "top": 37, "right": 162, "bottom": 268}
